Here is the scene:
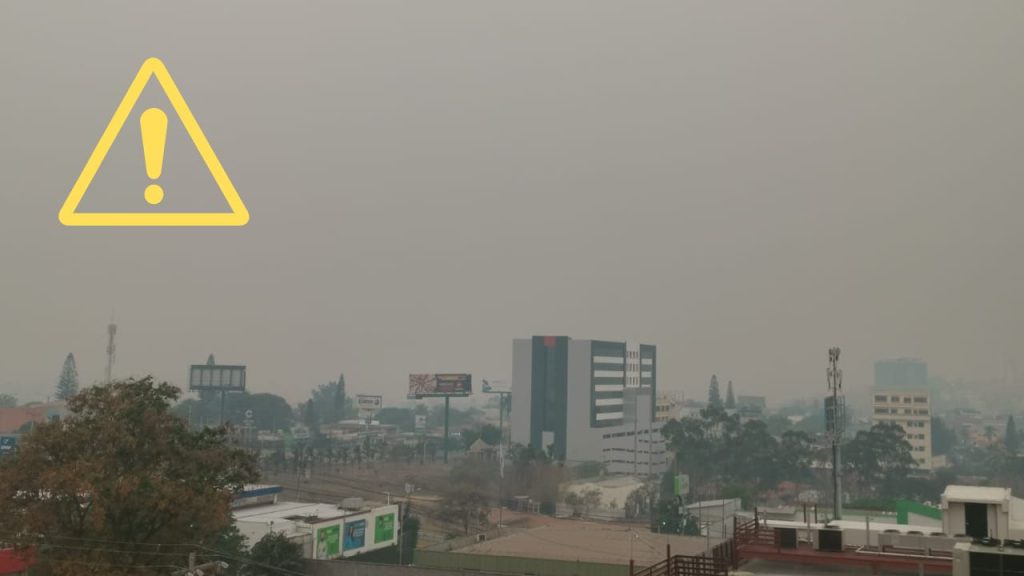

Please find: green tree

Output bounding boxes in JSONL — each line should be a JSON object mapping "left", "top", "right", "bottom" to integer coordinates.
{"left": 441, "top": 462, "right": 492, "bottom": 533}
{"left": 708, "top": 375, "right": 722, "bottom": 408}
{"left": 0, "top": 377, "right": 259, "bottom": 576}
{"left": 0, "top": 393, "right": 16, "bottom": 408}
{"left": 238, "top": 393, "right": 294, "bottom": 432}
{"left": 1006, "top": 416, "right": 1019, "bottom": 455}
{"left": 245, "top": 532, "right": 304, "bottom": 576}
{"left": 931, "top": 416, "right": 957, "bottom": 456}
{"left": 303, "top": 399, "right": 319, "bottom": 431}
{"left": 725, "top": 380, "right": 736, "bottom": 410}
{"left": 461, "top": 427, "right": 481, "bottom": 450}
{"left": 479, "top": 424, "right": 502, "bottom": 446}
{"left": 209, "top": 524, "right": 249, "bottom": 576}
{"left": 844, "top": 422, "right": 915, "bottom": 499}
{"left": 377, "top": 407, "right": 415, "bottom": 432}
{"left": 307, "top": 379, "right": 356, "bottom": 426}
{"left": 55, "top": 353, "right": 79, "bottom": 401}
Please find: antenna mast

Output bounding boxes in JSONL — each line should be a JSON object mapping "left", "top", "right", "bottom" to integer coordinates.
{"left": 826, "top": 347, "right": 844, "bottom": 520}
{"left": 105, "top": 322, "right": 117, "bottom": 383}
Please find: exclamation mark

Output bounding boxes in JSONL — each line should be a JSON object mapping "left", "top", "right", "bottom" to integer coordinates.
{"left": 140, "top": 107, "right": 168, "bottom": 205}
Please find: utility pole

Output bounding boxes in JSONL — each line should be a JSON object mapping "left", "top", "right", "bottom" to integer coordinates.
{"left": 482, "top": 379, "right": 512, "bottom": 528}
{"left": 827, "top": 346, "right": 844, "bottom": 521}
{"left": 443, "top": 396, "right": 450, "bottom": 464}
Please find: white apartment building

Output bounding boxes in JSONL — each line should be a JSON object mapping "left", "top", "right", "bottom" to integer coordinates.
{"left": 872, "top": 389, "right": 933, "bottom": 469}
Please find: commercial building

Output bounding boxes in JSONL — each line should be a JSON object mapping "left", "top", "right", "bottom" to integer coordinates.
{"left": 655, "top": 394, "right": 678, "bottom": 422}
{"left": 511, "top": 336, "right": 666, "bottom": 476}
{"left": 872, "top": 359, "right": 933, "bottom": 469}
{"left": 231, "top": 486, "right": 399, "bottom": 560}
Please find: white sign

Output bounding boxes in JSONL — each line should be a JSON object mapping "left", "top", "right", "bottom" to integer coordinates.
{"left": 415, "top": 414, "right": 426, "bottom": 432}
{"left": 356, "top": 395, "right": 382, "bottom": 410}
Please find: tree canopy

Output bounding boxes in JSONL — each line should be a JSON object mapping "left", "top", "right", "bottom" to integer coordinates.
{"left": 56, "top": 352, "right": 79, "bottom": 401}
{"left": 0, "top": 377, "right": 259, "bottom": 576}
{"left": 708, "top": 375, "right": 722, "bottom": 408}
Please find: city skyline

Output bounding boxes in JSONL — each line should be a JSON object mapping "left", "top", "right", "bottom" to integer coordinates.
{"left": 3, "top": 1, "right": 1024, "bottom": 406}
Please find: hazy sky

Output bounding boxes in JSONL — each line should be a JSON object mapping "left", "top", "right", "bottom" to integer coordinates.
{"left": 2, "top": 1, "right": 1023, "bottom": 407}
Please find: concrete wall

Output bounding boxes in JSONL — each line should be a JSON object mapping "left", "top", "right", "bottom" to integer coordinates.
{"left": 566, "top": 340, "right": 600, "bottom": 463}
{"left": 414, "top": 550, "right": 630, "bottom": 576}
{"left": 305, "top": 559, "right": 488, "bottom": 576}
{"left": 510, "top": 339, "right": 532, "bottom": 447}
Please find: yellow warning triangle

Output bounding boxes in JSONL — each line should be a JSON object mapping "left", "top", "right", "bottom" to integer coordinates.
{"left": 60, "top": 58, "right": 249, "bottom": 226}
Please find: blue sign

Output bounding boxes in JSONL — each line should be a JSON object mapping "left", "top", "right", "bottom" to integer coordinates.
{"left": 0, "top": 436, "right": 17, "bottom": 455}
{"left": 343, "top": 519, "right": 366, "bottom": 551}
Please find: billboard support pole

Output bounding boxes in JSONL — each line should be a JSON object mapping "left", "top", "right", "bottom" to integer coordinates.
{"left": 444, "top": 396, "right": 450, "bottom": 464}
{"left": 220, "top": 390, "right": 226, "bottom": 426}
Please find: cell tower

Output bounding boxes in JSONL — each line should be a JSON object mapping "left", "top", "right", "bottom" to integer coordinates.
{"left": 105, "top": 322, "right": 117, "bottom": 383}
{"left": 826, "top": 347, "right": 844, "bottom": 520}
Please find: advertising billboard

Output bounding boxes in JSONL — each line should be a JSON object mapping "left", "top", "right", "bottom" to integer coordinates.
{"left": 0, "top": 436, "right": 16, "bottom": 455}
{"left": 414, "top": 414, "right": 426, "bottom": 432}
{"left": 316, "top": 524, "right": 341, "bottom": 559}
{"left": 408, "top": 373, "right": 471, "bottom": 398}
{"left": 356, "top": 395, "right": 382, "bottom": 410}
{"left": 374, "top": 512, "right": 395, "bottom": 543}
{"left": 343, "top": 519, "right": 366, "bottom": 552}
{"left": 189, "top": 364, "right": 246, "bottom": 392}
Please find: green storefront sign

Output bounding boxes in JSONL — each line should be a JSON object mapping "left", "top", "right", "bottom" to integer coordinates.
{"left": 317, "top": 524, "right": 341, "bottom": 558}
{"left": 375, "top": 513, "right": 395, "bottom": 543}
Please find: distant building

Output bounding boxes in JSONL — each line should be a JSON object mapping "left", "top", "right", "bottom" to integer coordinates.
{"left": 872, "top": 359, "right": 933, "bottom": 470}
{"left": 0, "top": 402, "right": 67, "bottom": 435}
{"left": 872, "top": 389, "right": 933, "bottom": 469}
{"left": 511, "top": 336, "right": 666, "bottom": 476}
{"left": 655, "top": 394, "right": 677, "bottom": 422}
{"left": 875, "top": 358, "right": 928, "bottom": 390}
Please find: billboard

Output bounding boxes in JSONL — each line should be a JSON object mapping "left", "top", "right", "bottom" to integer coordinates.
{"left": 374, "top": 512, "right": 395, "bottom": 543}
{"left": 316, "top": 524, "right": 341, "bottom": 559}
{"left": 414, "top": 414, "right": 426, "bottom": 432}
{"left": 0, "top": 436, "right": 16, "bottom": 455}
{"left": 343, "top": 519, "right": 366, "bottom": 552}
{"left": 189, "top": 364, "right": 246, "bottom": 392}
{"left": 408, "top": 373, "right": 471, "bottom": 398}
{"left": 356, "top": 395, "right": 382, "bottom": 410}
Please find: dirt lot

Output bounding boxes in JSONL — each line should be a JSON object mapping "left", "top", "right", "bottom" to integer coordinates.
{"left": 454, "top": 522, "right": 718, "bottom": 566}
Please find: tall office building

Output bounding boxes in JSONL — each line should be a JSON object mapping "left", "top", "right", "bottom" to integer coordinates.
{"left": 875, "top": 358, "right": 928, "bottom": 391}
{"left": 872, "top": 359, "right": 933, "bottom": 470}
{"left": 510, "top": 336, "right": 666, "bottom": 476}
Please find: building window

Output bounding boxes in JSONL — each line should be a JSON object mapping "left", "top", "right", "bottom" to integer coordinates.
{"left": 874, "top": 395, "right": 887, "bottom": 402}
{"left": 913, "top": 396, "right": 927, "bottom": 403}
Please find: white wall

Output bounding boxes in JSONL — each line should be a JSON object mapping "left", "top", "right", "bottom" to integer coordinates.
{"left": 510, "top": 339, "right": 532, "bottom": 447}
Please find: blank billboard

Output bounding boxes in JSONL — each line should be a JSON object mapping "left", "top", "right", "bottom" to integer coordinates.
{"left": 189, "top": 364, "right": 246, "bottom": 392}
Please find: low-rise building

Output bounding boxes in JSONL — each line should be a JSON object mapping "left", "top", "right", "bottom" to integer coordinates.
{"left": 942, "top": 485, "right": 1024, "bottom": 540}
{"left": 953, "top": 540, "right": 1024, "bottom": 576}
{"left": 0, "top": 402, "right": 67, "bottom": 435}
{"left": 233, "top": 495, "right": 400, "bottom": 560}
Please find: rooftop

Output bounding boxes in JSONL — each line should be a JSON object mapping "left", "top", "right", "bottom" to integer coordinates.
{"left": 943, "top": 485, "right": 1011, "bottom": 504}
